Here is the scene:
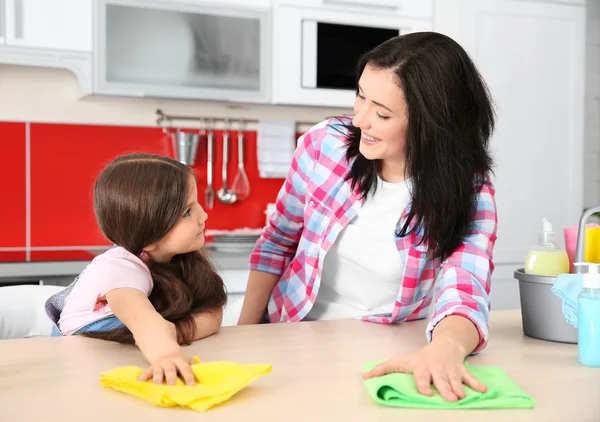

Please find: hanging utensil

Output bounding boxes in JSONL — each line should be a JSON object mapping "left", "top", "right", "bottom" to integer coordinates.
{"left": 174, "top": 130, "right": 199, "bottom": 165}
{"left": 231, "top": 119, "right": 251, "bottom": 201}
{"left": 216, "top": 119, "right": 237, "bottom": 205}
{"left": 204, "top": 119, "right": 215, "bottom": 210}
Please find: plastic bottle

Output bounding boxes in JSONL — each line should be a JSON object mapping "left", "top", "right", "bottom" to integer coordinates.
{"left": 524, "top": 218, "right": 570, "bottom": 276}
{"left": 578, "top": 264, "right": 600, "bottom": 367}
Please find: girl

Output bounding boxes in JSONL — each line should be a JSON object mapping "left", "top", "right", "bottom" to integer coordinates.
{"left": 46, "top": 153, "right": 227, "bottom": 386}
{"left": 238, "top": 31, "right": 498, "bottom": 402}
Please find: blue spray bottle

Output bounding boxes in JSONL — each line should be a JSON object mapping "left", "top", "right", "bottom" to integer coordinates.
{"left": 578, "top": 264, "right": 600, "bottom": 367}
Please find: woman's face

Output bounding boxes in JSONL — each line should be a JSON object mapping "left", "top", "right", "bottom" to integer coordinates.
{"left": 352, "top": 64, "right": 409, "bottom": 180}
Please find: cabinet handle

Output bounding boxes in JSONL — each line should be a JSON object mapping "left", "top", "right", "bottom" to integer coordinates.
{"left": 322, "top": 0, "right": 399, "bottom": 11}
{"left": 13, "top": 0, "right": 22, "bottom": 39}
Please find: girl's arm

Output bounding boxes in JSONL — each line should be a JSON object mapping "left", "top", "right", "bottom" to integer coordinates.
{"left": 106, "top": 288, "right": 196, "bottom": 385}
{"left": 180, "top": 307, "right": 223, "bottom": 342}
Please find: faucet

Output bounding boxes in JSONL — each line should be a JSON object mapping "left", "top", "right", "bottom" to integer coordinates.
{"left": 573, "top": 205, "right": 600, "bottom": 274}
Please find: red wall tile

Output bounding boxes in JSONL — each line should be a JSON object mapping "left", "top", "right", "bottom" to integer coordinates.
{"left": 189, "top": 129, "right": 286, "bottom": 230}
{"left": 26, "top": 123, "right": 292, "bottom": 261}
{"left": 30, "top": 123, "right": 171, "bottom": 247}
{"left": 0, "top": 252, "right": 26, "bottom": 262}
{"left": 30, "top": 250, "right": 99, "bottom": 261}
{"left": 0, "top": 122, "right": 26, "bottom": 248}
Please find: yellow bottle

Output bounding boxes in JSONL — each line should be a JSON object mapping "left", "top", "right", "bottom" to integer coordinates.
{"left": 524, "top": 218, "right": 570, "bottom": 277}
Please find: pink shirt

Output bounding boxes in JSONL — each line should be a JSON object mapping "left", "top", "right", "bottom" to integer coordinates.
{"left": 57, "top": 246, "right": 153, "bottom": 335}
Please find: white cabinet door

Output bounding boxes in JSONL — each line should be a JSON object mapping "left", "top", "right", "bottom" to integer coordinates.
{"left": 223, "top": 293, "right": 245, "bottom": 326}
{"left": 0, "top": 0, "right": 5, "bottom": 44}
{"left": 273, "top": 0, "right": 433, "bottom": 19}
{"left": 94, "top": 0, "right": 271, "bottom": 103}
{"left": 4, "top": 0, "right": 93, "bottom": 52}
{"left": 436, "top": 0, "right": 585, "bottom": 264}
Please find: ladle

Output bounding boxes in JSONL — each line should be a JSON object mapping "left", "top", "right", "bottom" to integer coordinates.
{"left": 216, "top": 118, "right": 237, "bottom": 205}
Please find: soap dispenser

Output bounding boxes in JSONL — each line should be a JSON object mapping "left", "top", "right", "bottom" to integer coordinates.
{"left": 524, "top": 218, "right": 570, "bottom": 277}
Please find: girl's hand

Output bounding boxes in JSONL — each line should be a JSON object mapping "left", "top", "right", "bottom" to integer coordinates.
{"left": 362, "top": 338, "right": 487, "bottom": 402}
{"left": 138, "top": 350, "right": 196, "bottom": 386}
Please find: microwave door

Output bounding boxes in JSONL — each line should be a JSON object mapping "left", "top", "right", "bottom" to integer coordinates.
{"left": 301, "top": 20, "right": 399, "bottom": 91}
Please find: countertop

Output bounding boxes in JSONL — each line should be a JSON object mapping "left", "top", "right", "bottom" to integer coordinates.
{"left": 1, "top": 310, "right": 599, "bottom": 421}
{"left": 0, "top": 249, "right": 251, "bottom": 292}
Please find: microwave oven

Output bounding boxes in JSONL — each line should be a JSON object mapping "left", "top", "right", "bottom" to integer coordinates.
{"left": 272, "top": 1, "right": 433, "bottom": 107}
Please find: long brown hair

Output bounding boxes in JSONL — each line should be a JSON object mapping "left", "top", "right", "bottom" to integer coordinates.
{"left": 82, "top": 153, "right": 227, "bottom": 345}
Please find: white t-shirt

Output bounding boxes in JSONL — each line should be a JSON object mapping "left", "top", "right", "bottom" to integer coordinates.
{"left": 305, "top": 177, "right": 412, "bottom": 321}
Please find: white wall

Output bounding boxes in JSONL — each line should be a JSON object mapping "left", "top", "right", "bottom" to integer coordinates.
{"left": 0, "top": 65, "right": 352, "bottom": 131}
{"left": 585, "top": 2, "right": 600, "bottom": 208}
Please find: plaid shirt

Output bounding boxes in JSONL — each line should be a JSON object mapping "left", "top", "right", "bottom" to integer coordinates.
{"left": 249, "top": 118, "right": 498, "bottom": 351}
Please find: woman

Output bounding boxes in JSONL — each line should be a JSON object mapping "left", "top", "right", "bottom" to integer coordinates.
{"left": 238, "top": 31, "right": 497, "bottom": 402}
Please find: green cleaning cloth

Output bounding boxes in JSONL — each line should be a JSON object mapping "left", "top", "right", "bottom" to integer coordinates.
{"left": 362, "top": 361, "right": 535, "bottom": 409}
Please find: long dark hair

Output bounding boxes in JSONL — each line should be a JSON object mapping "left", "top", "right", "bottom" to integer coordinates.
{"left": 82, "top": 153, "right": 227, "bottom": 345}
{"left": 343, "top": 31, "right": 495, "bottom": 261}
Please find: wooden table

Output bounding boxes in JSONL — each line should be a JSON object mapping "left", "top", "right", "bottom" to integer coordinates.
{"left": 1, "top": 310, "right": 599, "bottom": 421}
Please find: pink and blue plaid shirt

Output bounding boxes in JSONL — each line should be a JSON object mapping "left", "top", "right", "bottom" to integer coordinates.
{"left": 249, "top": 118, "right": 498, "bottom": 351}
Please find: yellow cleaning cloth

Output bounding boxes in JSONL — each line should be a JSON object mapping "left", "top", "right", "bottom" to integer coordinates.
{"left": 100, "top": 357, "right": 272, "bottom": 412}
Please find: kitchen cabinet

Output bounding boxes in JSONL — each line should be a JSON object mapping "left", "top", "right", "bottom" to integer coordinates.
{"left": 29, "top": 123, "right": 170, "bottom": 253}
{"left": 272, "top": 0, "right": 433, "bottom": 19}
{"left": 435, "top": 0, "right": 586, "bottom": 264}
{"left": 0, "top": 122, "right": 26, "bottom": 263}
{"left": 0, "top": 0, "right": 94, "bottom": 93}
{"left": 94, "top": 0, "right": 272, "bottom": 103}
{"left": 3, "top": 0, "right": 93, "bottom": 52}
{"left": 0, "top": 1, "right": 4, "bottom": 45}
{"left": 218, "top": 268, "right": 248, "bottom": 326}
{"left": 223, "top": 293, "right": 245, "bottom": 326}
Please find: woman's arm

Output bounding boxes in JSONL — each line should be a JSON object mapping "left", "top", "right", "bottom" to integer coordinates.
{"left": 363, "top": 178, "right": 498, "bottom": 401}
{"left": 239, "top": 125, "right": 322, "bottom": 324}
{"left": 106, "top": 288, "right": 195, "bottom": 385}
{"left": 427, "top": 176, "right": 498, "bottom": 353}
{"left": 430, "top": 315, "right": 480, "bottom": 357}
{"left": 238, "top": 271, "right": 281, "bottom": 324}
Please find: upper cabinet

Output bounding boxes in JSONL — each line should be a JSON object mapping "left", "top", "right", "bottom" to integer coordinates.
{"left": 271, "top": 0, "right": 433, "bottom": 107}
{"left": 2, "top": 0, "right": 92, "bottom": 52}
{"left": 0, "top": 0, "right": 94, "bottom": 94}
{"left": 434, "top": 0, "right": 586, "bottom": 264}
{"left": 0, "top": 2, "right": 4, "bottom": 45}
{"left": 93, "top": 0, "right": 272, "bottom": 103}
{"left": 0, "top": 0, "right": 588, "bottom": 118}
{"left": 273, "top": 0, "right": 433, "bottom": 18}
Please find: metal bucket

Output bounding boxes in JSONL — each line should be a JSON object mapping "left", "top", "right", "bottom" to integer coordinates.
{"left": 172, "top": 130, "right": 199, "bottom": 166}
{"left": 514, "top": 268, "right": 578, "bottom": 343}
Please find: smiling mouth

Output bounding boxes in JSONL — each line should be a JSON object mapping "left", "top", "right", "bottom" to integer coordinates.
{"left": 362, "top": 132, "right": 382, "bottom": 144}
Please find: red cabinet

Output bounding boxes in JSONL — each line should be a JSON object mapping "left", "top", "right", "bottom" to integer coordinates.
{"left": 0, "top": 122, "right": 26, "bottom": 262}
{"left": 0, "top": 122, "right": 291, "bottom": 262}
{"left": 29, "top": 123, "right": 170, "bottom": 256}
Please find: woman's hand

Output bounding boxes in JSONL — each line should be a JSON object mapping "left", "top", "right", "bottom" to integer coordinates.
{"left": 362, "top": 337, "right": 487, "bottom": 402}
{"left": 138, "top": 350, "right": 196, "bottom": 386}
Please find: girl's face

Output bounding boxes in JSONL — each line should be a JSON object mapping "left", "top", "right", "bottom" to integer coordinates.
{"left": 145, "top": 176, "right": 208, "bottom": 263}
{"left": 352, "top": 64, "right": 409, "bottom": 182}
